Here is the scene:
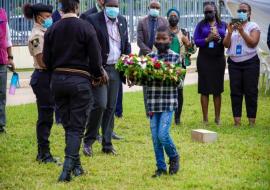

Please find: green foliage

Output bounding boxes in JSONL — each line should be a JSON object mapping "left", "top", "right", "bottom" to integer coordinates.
{"left": 0, "top": 82, "right": 269, "bottom": 190}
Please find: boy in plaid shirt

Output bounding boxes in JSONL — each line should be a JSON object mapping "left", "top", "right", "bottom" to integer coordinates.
{"left": 147, "top": 26, "right": 181, "bottom": 177}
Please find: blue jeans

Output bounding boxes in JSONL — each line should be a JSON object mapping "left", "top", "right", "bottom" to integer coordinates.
{"left": 150, "top": 111, "right": 179, "bottom": 170}
{"left": 0, "top": 65, "right": 7, "bottom": 128}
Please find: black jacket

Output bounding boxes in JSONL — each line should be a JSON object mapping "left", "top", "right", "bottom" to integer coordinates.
{"left": 267, "top": 24, "right": 270, "bottom": 50}
{"left": 86, "top": 11, "right": 131, "bottom": 67}
{"left": 43, "top": 17, "right": 103, "bottom": 78}
{"left": 80, "top": 6, "right": 98, "bottom": 20}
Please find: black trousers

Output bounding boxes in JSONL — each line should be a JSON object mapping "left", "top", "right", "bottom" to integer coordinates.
{"left": 228, "top": 55, "right": 260, "bottom": 118}
{"left": 51, "top": 74, "right": 91, "bottom": 158}
{"left": 30, "top": 70, "right": 54, "bottom": 154}
{"left": 174, "top": 88, "right": 183, "bottom": 121}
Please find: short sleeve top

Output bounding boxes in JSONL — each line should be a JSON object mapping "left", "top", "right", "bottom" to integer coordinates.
{"left": 28, "top": 23, "right": 46, "bottom": 69}
{"left": 226, "top": 22, "right": 260, "bottom": 62}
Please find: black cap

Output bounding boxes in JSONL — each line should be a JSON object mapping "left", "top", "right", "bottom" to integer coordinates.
{"left": 32, "top": 3, "right": 53, "bottom": 14}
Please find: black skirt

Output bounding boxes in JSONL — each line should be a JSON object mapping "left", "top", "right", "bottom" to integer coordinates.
{"left": 197, "top": 42, "right": 226, "bottom": 95}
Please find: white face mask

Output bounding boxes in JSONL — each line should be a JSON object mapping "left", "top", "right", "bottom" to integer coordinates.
{"left": 149, "top": 8, "right": 159, "bottom": 17}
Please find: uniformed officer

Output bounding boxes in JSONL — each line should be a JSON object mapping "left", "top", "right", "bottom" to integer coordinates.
{"left": 43, "top": 0, "right": 107, "bottom": 182}
{"left": 23, "top": 3, "right": 56, "bottom": 163}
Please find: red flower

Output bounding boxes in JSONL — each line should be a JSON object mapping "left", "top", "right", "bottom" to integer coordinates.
{"left": 154, "top": 62, "right": 161, "bottom": 69}
{"left": 129, "top": 53, "right": 134, "bottom": 57}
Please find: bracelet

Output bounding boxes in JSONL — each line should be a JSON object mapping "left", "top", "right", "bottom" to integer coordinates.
{"left": 8, "top": 56, "right": 13, "bottom": 60}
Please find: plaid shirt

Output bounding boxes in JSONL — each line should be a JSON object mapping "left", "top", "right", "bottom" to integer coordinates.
{"left": 146, "top": 50, "right": 182, "bottom": 113}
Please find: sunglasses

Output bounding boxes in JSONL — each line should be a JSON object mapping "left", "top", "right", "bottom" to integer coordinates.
{"left": 237, "top": 9, "right": 248, "bottom": 13}
{"left": 204, "top": 11, "right": 213, "bottom": 14}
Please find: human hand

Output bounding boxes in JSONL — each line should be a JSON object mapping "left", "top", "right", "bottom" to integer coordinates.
{"left": 234, "top": 22, "right": 244, "bottom": 34}
{"left": 227, "top": 23, "right": 234, "bottom": 34}
{"left": 206, "top": 32, "right": 215, "bottom": 42}
{"left": 7, "top": 59, "right": 15, "bottom": 72}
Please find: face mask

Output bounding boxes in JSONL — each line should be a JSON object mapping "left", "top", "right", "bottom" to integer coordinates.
{"left": 155, "top": 42, "right": 170, "bottom": 54}
{"left": 205, "top": 12, "right": 215, "bottom": 21}
{"left": 149, "top": 9, "right": 159, "bottom": 17}
{"left": 58, "top": 2, "right": 62, "bottom": 10}
{"left": 237, "top": 12, "right": 248, "bottom": 21}
{"left": 42, "top": 17, "right": 53, "bottom": 29}
{"left": 169, "top": 17, "right": 179, "bottom": 27}
{"left": 105, "top": 7, "right": 119, "bottom": 19}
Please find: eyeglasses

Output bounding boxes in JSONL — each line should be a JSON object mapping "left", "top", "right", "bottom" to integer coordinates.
{"left": 204, "top": 11, "right": 213, "bottom": 14}
{"left": 237, "top": 9, "right": 248, "bottom": 13}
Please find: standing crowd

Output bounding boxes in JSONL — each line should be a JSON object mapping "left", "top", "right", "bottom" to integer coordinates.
{"left": 0, "top": 0, "right": 265, "bottom": 182}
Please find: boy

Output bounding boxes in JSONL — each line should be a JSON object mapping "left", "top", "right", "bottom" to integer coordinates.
{"left": 147, "top": 25, "right": 181, "bottom": 177}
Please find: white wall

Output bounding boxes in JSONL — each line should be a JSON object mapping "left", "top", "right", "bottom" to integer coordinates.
{"left": 13, "top": 46, "right": 34, "bottom": 69}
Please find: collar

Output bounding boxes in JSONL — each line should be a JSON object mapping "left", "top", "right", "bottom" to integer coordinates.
{"left": 61, "top": 13, "right": 78, "bottom": 19}
{"left": 96, "top": 3, "right": 102, "bottom": 12}
{"left": 34, "top": 22, "right": 46, "bottom": 32}
{"left": 104, "top": 12, "right": 118, "bottom": 24}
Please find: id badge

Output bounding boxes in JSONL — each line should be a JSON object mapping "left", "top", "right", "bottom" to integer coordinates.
{"left": 236, "top": 44, "right": 242, "bottom": 55}
{"left": 208, "top": 41, "right": 214, "bottom": 48}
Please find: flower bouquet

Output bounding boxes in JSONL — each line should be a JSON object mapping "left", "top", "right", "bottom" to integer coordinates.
{"left": 115, "top": 54, "right": 186, "bottom": 86}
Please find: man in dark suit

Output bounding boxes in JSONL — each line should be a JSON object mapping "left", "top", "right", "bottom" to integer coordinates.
{"left": 83, "top": 0, "right": 131, "bottom": 155}
{"left": 137, "top": 0, "right": 168, "bottom": 117}
{"left": 80, "top": 0, "right": 104, "bottom": 20}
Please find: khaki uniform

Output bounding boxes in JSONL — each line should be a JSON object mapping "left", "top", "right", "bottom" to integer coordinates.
{"left": 28, "top": 23, "right": 46, "bottom": 69}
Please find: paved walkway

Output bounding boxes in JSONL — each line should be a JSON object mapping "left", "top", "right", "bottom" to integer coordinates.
{"left": 6, "top": 70, "right": 229, "bottom": 106}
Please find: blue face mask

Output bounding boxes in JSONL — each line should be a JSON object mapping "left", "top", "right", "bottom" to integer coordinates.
{"left": 105, "top": 7, "right": 119, "bottom": 19}
{"left": 42, "top": 18, "right": 53, "bottom": 29}
{"left": 237, "top": 12, "right": 248, "bottom": 21}
{"left": 58, "top": 2, "right": 62, "bottom": 10}
{"left": 149, "top": 9, "right": 159, "bottom": 17}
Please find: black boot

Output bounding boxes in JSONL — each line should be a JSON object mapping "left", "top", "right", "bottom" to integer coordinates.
{"left": 152, "top": 169, "right": 167, "bottom": 178}
{"left": 169, "top": 156, "right": 180, "bottom": 175}
{"left": 58, "top": 157, "right": 75, "bottom": 182}
{"left": 37, "top": 147, "right": 57, "bottom": 164}
{"left": 73, "top": 157, "right": 84, "bottom": 177}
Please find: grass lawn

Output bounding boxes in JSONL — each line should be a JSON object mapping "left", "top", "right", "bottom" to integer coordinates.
{"left": 0, "top": 82, "right": 269, "bottom": 190}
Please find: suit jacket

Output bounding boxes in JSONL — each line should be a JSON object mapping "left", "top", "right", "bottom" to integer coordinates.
{"left": 137, "top": 15, "right": 169, "bottom": 56}
{"left": 80, "top": 6, "right": 98, "bottom": 20}
{"left": 86, "top": 11, "right": 131, "bottom": 82}
{"left": 267, "top": 24, "right": 270, "bottom": 50}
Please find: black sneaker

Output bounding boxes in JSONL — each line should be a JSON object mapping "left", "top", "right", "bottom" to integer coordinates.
{"left": 169, "top": 156, "right": 180, "bottom": 175}
{"left": 152, "top": 169, "right": 167, "bottom": 178}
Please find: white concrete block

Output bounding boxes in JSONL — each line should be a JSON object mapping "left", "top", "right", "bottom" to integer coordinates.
{"left": 191, "top": 129, "right": 218, "bottom": 143}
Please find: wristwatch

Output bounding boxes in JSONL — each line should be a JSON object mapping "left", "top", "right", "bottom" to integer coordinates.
{"left": 8, "top": 55, "right": 14, "bottom": 60}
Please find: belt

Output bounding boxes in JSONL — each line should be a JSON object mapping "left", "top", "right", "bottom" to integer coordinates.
{"left": 54, "top": 68, "right": 91, "bottom": 78}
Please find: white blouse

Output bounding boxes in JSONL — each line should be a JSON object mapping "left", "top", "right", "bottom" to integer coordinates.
{"left": 226, "top": 22, "right": 260, "bottom": 62}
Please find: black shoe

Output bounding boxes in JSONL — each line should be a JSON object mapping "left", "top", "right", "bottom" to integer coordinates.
{"left": 169, "top": 156, "right": 180, "bottom": 175}
{"left": 37, "top": 152, "right": 57, "bottom": 164}
{"left": 152, "top": 169, "right": 167, "bottom": 178}
{"left": 0, "top": 127, "right": 6, "bottom": 134}
{"left": 72, "top": 157, "right": 84, "bottom": 177}
{"left": 112, "top": 132, "right": 123, "bottom": 140}
{"left": 83, "top": 144, "right": 93, "bottom": 157}
{"left": 58, "top": 157, "right": 75, "bottom": 182}
{"left": 102, "top": 147, "right": 117, "bottom": 155}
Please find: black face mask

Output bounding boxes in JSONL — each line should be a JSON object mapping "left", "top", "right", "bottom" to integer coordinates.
{"left": 169, "top": 17, "right": 179, "bottom": 27}
{"left": 155, "top": 42, "right": 170, "bottom": 54}
{"left": 205, "top": 13, "right": 215, "bottom": 21}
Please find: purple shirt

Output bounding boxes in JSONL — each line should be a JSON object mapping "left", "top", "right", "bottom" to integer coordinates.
{"left": 194, "top": 21, "right": 227, "bottom": 47}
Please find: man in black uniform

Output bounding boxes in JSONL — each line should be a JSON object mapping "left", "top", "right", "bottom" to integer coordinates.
{"left": 43, "top": 0, "right": 106, "bottom": 182}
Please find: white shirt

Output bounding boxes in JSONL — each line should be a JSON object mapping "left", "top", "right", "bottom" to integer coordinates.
{"left": 226, "top": 22, "right": 260, "bottom": 62}
{"left": 104, "top": 13, "right": 121, "bottom": 65}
